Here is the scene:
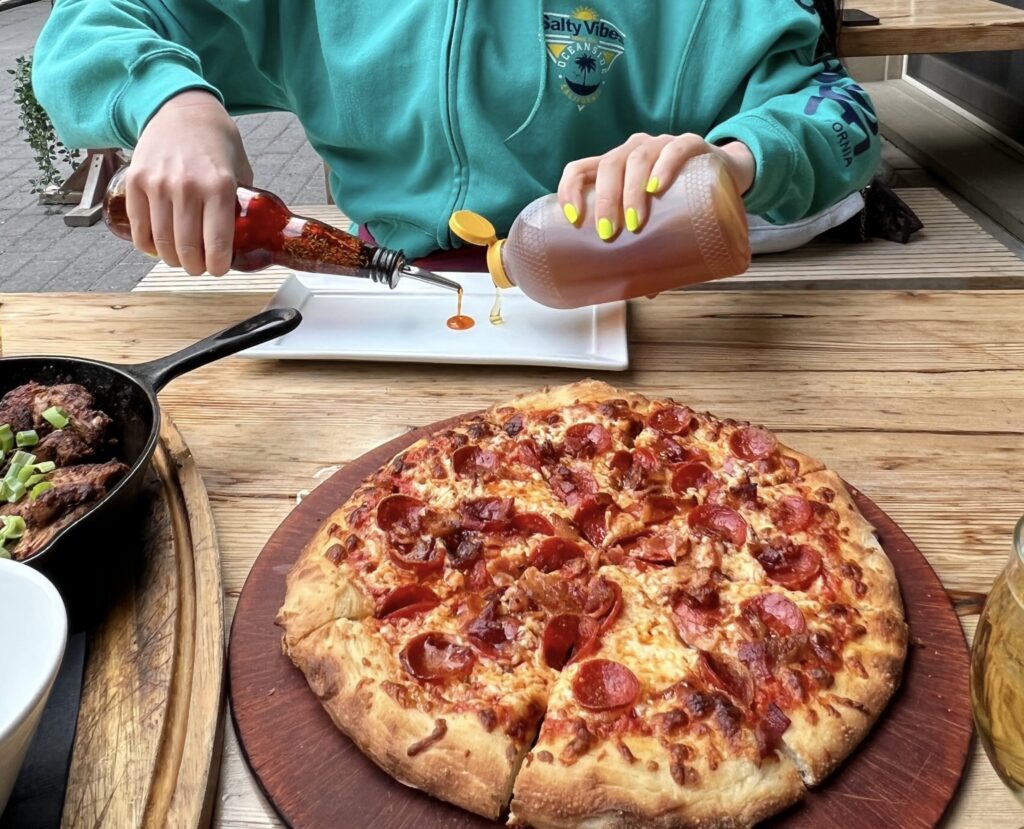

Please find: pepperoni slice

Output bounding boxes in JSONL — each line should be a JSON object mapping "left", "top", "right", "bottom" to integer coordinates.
{"left": 687, "top": 504, "right": 748, "bottom": 547}
{"left": 572, "top": 660, "right": 640, "bottom": 711}
{"left": 610, "top": 447, "right": 658, "bottom": 490}
{"left": 672, "top": 586, "right": 720, "bottom": 648}
{"left": 729, "top": 426, "right": 778, "bottom": 461}
{"left": 634, "top": 532, "right": 679, "bottom": 565}
{"left": 451, "top": 445, "right": 499, "bottom": 477}
{"left": 775, "top": 495, "right": 813, "bottom": 534}
{"left": 742, "top": 593, "right": 807, "bottom": 638}
{"left": 564, "top": 423, "right": 612, "bottom": 459}
{"left": 641, "top": 494, "right": 678, "bottom": 525}
{"left": 574, "top": 494, "right": 614, "bottom": 545}
{"left": 458, "top": 497, "right": 515, "bottom": 532}
{"left": 647, "top": 405, "right": 695, "bottom": 435}
{"left": 755, "top": 702, "right": 791, "bottom": 758}
{"left": 378, "top": 585, "right": 440, "bottom": 619}
{"left": 466, "top": 558, "right": 494, "bottom": 591}
{"left": 465, "top": 598, "right": 519, "bottom": 657}
{"left": 511, "top": 513, "right": 555, "bottom": 536}
{"left": 671, "top": 463, "right": 714, "bottom": 494}
{"left": 548, "top": 465, "right": 598, "bottom": 507}
{"left": 586, "top": 577, "right": 623, "bottom": 633}
{"left": 754, "top": 542, "right": 822, "bottom": 590}
{"left": 542, "top": 614, "right": 597, "bottom": 670}
{"left": 388, "top": 537, "right": 445, "bottom": 574}
{"left": 376, "top": 494, "right": 426, "bottom": 540}
{"left": 400, "top": 633, "right": 477, "bottom": 683}
{"left": 698, "top": 651, "right": 754, "bottom": 706}
{"left": 528, "top": 537, "right": 585, "bottom": 573}
{"left": 809, "top": 630, "right": 843, "bottom": 672}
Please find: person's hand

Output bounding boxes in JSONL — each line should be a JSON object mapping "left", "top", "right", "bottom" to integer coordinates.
{"left": 557, "top": 133, "right": 755, "bottom": 241}
{"left": 126, "top": 90, "right": 253, "bottom": 276}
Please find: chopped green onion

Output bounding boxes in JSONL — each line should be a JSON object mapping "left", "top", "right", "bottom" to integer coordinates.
{"left": 33, "top": 461, "right": 56, "bottom": 474}
{"left": 0, "top": 425, "right": 12, "bottom": 453}
{"left": 25, "top": 473, "right": 46, "bottom": 487}
{"left": 29, "top": 481, "right": 53, "bottom": 500}
{"left": 5, "top": 463, "right": 24, "bottom": 483}
{"left": 10, "top": 451, "right": 33, "bottom": 467}
{"left": 15, "top": 430, "right": 38, "bottom": 448}
{"left": 6, "top": 480, "right": 26, "bottom": 503}
{"left": 42, "top": 407, "right": 69, "bottom": 429}
{"left": 0, "top": 547, "right": 9, "bottom": 560}
{"left": 16, "top": 465, "right": 33, "bottom": 483}
{"left": 0, "top": 482, "right": 8, "bottom": 501}
{"left": 1, "top": 516, "right": 26, "bottom": 540}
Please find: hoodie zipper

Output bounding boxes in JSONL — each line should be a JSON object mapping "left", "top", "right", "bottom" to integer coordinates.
{"left": 438, "top": 0, "right": 469, "bottom": 249}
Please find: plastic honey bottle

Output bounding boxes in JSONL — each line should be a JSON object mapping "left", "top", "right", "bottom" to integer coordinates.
{"left": 449, "top": 153, "right": 750, "bottom": 309}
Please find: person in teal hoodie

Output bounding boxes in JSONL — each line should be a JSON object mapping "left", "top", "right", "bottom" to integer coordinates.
{"left": 32, "top": 1, "right": 878, "bottom": 279}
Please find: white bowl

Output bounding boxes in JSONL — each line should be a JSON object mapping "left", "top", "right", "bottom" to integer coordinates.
{"left": 0, "top": 559, "right": 67, "bottom": 816}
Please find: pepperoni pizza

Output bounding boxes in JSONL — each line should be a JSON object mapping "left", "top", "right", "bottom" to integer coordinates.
{"left": 277, "top": 381, "right": 907, "bottom": 827}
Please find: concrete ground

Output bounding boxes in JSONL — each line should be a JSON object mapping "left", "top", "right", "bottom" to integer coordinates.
{"left": 1, "top": 0, "right": 1021, "bottom": 292}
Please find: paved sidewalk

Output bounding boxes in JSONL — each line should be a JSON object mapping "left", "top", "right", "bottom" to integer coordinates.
{"left": 0, "top": 1, "right": 325, "bottom": 292}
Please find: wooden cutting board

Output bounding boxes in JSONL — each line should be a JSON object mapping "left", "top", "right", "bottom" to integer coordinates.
{"left": 229, "top": 417, "right": 973, "bottom": 829}
{"left": 61, "top": 418, "right": 225, "bottom": 829}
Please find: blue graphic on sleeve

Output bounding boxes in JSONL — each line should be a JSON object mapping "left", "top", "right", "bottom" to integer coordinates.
{"left": 804, "top": 70, "right": 879, "bottom": 166}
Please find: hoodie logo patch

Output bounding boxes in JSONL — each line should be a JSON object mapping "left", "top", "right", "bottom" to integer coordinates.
{"left": 543, "top": 6, "right": 626, "bottom": 111}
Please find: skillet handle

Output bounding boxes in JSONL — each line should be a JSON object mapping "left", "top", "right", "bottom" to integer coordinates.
{"left": 129, "top": 308, "right": 302, "bottom": 392}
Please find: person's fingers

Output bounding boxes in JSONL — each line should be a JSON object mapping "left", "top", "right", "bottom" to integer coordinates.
{"left": 149, "top": 184, "right": 180, "bottom": 268}
{"left": 557, "top": 156, "right": 598, "bottom": 226}
{"left": 593, "top": 133, "right": 654, "bottom": 241}
{"left": 646, "top": 133, "right": 710, "bottom": 195}
{"left": 621, "top": 134, "right": 672, "bottom": 233}
{"left": 203, "top": 177, "right": 237, "bottom": 277}
{"left": 173, "top": 178, "right": 206, "bottom": 276}
{"left": 125, "top": 169, "right": 156, "bottom": 258}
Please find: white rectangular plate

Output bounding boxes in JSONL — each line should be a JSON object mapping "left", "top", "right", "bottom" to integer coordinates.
{"left": 240, "top": 273, "right": 629, "bottom": 370}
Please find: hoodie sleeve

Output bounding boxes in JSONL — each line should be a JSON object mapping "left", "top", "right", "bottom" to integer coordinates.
{"left": 32, "top": 0, "right": 270, "bottom": 150}
{"left": 704, "top": 31, "right": 880, "bottom": 224}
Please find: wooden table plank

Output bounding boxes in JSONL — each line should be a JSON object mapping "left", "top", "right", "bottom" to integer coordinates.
{"left": 2, "top": 290, "right": 1021, "bottom": 827}
{"left": 133, "top": 189, "right": 1024, "bottom": 294}
{"left": 843, "top": 0, "right": 1024, "bottom": 57}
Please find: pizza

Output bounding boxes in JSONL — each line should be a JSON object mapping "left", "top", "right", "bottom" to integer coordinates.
{"left": 277, "top": 380, "right": 907, "bottom": 827}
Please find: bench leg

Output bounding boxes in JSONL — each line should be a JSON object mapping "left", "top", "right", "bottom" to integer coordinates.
{"left": 64, "top": 150, "right": 121, "bottom": 228}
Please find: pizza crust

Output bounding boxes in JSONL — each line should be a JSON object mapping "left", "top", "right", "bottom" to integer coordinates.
{"left": 285, "top": 617, "right": 529, "bottom": 819}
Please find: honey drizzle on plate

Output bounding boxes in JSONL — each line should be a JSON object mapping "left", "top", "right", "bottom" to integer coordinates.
{"left": 446, "top": 287, "right": 475, "bottom": 330}
{"left": 489, "top": 287, "right": 504, "bottom": 326}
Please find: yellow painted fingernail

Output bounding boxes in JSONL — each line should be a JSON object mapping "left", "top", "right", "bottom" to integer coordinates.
{"left": 144, "top": 252, "right": 159, "bottom": 259}
{"left": 597, "top": 217, "right": 614, "bottom": 241}
{"left": 625, "top": 207, "right": 640, "bottom": 233}
{"left": 646, "top": 176, "right": 660, "bottom": 194}
{"left": 563, "top": 203, "right": 579, "bottom": 225}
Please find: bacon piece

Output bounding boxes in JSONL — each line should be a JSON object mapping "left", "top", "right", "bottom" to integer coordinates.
{"left": 609, "top": 447, "right": 658, "bottom": 490}
{"left": 451, "top": 445, "right": 499, "bottom": 478}
{"left": 503, "top": 413, "right": 525, "bottom": 437}
{"left": 650, "top": 436, "right": 706, "bottom": 465}
{"left": 775, "top": 494, "right": 813, "bottom": 534}
{"left": 729, "top": 426, "right": 778, "bottom": 461}
{"left": 445, "top": 530, "right": 483, "bottom": 570}
{"left": 564, "top": 423, "right": 612, "bottom": 459}
{"left": 754, "top": 541, "right": 822, "bottom": 590}
{"left": 574, "top": 494, "right": 615, "bottom": 545}
{"left": 547, "top": 465, "right": 598, "bottom": 507}
{"left": 687, "top": 504, "right": 748, "bottom": 547}
{"left": 378, "top": 585, "right": 440, "bottom": 619}
{"left": 698, "top": 652, "right": 754, "bottom": 706}
{"left": 572, "top": 660, "right": 640, "bottom": 710}
{"left": 647, "top": 405, "right": 695, "bottom": 435}
{"left": 641, "top": 494, "right": 677, "bottom": 526}
{"left": 458, "top": 497, "right": 515, "bottom": 532}
{"left": 528, "top": 537, "right": 586, "bottom": 573}
{"left": 466, "top": 558, "right": 493, "bottom": 591}
{"left": 755, "top": 703, "right": 791, "bottom": 758}
{"left": 514, "top": 438, "right": 543, "bottom": 470}
{"left": 671, "top": 462, "right": 714, "bottom": 494}
{"left": 400, "top": 633, "right": 476, "bottom": 682}
{"left": 810, "top": 631, "right": 844, "bottom": 672}
{"left": 465, "top": 595, "right": 519, "bottom": 657}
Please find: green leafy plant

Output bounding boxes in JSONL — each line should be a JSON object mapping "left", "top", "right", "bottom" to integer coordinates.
{"left": 7, "top": 55, "right": 81, "bottom": 195}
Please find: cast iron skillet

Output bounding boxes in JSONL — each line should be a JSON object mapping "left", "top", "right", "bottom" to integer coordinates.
{"left": 0, "top": 307, "right": 301, "bottom": 611}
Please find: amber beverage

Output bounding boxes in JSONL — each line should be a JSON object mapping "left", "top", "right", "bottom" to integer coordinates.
{"left": 971, "top": 515, "right": 1024, "bottom": 804}
{"left": 103, "top": 166, "right": 406, "bottom": 284}
{"left": 450, "top": 153, "right": 750, "bottom": 309}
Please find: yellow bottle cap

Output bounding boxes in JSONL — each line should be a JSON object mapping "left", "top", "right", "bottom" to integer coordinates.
{"left": 449, "top": 210, "right": 513, "bottom": 289}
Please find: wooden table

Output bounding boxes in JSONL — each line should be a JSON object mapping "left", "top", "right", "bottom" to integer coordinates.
{"left": 2, "top": 290, "right": 1022, "bottom": 827}
{"left": 843, "top": 0, "right": 1024, "bottom": 57}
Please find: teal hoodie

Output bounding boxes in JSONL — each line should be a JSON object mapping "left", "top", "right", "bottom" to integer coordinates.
{"left": 33, "top": 1, "right": 879, "bottom": 259}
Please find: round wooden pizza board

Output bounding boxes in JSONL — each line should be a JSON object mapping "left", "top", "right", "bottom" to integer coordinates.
{"left": 229, "top": 417, "right": 972, "bottom": 829}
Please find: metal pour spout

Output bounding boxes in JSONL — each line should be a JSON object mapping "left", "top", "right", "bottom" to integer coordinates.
{"left": 397, "top": 264, "right": 463, "bottom": 293}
